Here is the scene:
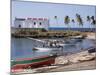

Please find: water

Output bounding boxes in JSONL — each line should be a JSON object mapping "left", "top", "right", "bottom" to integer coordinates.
{"left": 49, "top": 28, "right": 96, "bottom": 32}
{"left": 11, "top": 37, "right": 95, "bottom": 60}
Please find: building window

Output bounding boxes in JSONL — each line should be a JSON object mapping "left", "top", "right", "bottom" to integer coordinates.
{"left": 34, "top": 22, "right": 36, "bottom": 25}
{"left": 39, "top": 22, "right": 42, "bottom": 25}
{"left": 18, "top": 24, "right": 21, "bottom": 28}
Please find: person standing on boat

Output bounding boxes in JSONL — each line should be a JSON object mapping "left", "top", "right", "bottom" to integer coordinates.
{"left": 43, "top": 42, "right": 45, "bottom": 47}
{"left": 47, "top": 41, "right": 50, "bottom": 47}
{"left": 54, "top": 41, "right": 57, "bottom": 47}
{"left": 48, "top": 41, "right": 50, "bottom": 47}
{"left": 49, "top": 41, "right": 53, "bottom": 47}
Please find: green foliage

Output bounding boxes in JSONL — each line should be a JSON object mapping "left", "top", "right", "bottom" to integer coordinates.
{"left": 13, "top": 28, "right": 84, "bottom": 38}
{"left": 64, "top": 16, "right": 70, "bottom": 25}
{"left": 87, "top": 16, "right": 90, "bottom": 21}
{"left": 76, "top": 14, "right": 83, "bottom": 26}
{"left": 91, "top": 16, "right": 96, "bottom": 25}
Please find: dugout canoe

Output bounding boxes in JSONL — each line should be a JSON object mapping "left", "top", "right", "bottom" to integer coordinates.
{"left": 11, "top": 55, "right": 57, "bottom": 71}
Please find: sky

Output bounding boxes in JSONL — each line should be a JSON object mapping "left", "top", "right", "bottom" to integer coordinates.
{"left": 11, "top": 0, "right": 96, "bottom": 28}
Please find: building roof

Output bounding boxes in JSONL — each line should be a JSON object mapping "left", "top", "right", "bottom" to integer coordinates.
{"left": 15, "top": 18, "right": 26, "bottom": 21}
{"left": 15, "top": 17, "right": 48, "bottom": 21}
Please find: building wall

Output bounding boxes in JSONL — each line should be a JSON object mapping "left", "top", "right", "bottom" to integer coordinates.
{"left": 14, "top": 18, "right": 49, "bottom": 30}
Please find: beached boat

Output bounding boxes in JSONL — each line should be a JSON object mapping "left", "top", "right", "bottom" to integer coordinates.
{"left": 11, "top": 55, "right": 57, "bottom": 71}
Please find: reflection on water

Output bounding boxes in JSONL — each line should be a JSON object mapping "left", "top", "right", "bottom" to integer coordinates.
{"left": 11, "top": 38, "right": 95, "bottom": 60}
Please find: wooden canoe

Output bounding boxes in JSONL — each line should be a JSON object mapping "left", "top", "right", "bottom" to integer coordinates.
{"left": 11, "top": 55, "right": 56, "bottom": 71}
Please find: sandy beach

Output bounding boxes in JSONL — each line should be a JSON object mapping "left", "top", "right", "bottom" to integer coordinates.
{"left": 45, "top": 60, "right": 95, "bottom": 73}
{"left": 84, "top": 32, "right": 96, "bottom": 39}
{"left": 47, "top": 54, "right": 96, "bottom": 72}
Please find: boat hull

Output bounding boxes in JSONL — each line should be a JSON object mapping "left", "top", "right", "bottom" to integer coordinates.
{"left": 11, "top": 55, "right": 56, "bottom": 72}
{"left": 32, "top": 47, "right": 61, "bottom": 51}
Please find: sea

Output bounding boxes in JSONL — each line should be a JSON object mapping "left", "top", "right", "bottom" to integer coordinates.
{"left": 49, "top": 28, "right": 96, "bottom": 32}
{"left": 11, "top": 37, "right": 95, "bottom": 60}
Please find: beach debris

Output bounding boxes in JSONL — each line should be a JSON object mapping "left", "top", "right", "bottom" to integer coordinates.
{"left": 55, "top": 56, "right": 69, "bottom": 65}
{"left": 70, "top": 52, "right": 96, "bottom": 63}
{"left": 78, "top": 54, "right": 95, "bottom": 62}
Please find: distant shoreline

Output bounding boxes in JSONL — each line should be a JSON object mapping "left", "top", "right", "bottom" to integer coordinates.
{"left": 11, "top": 29, "right": 89, "bottom": 38}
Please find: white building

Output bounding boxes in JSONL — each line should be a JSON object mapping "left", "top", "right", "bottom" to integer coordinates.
{"left": 14, "top": 17, "right": 49, "bottom": 30}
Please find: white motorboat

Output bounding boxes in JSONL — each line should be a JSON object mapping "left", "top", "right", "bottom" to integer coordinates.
{"left": 32, "top": 47, "right": 61, "bottom": 51}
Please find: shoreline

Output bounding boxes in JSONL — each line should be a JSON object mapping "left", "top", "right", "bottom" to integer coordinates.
{"left": 11, "top": 31, "right": 95, "bottom": 40}
{"left": 85, "top": 32, "right": 96, "bottom": 40}
{"left": 11, "top": 30, "right": 86, "bottom": 38}
{"left": 11, "top": 50, "right": 96, "bottom": 74}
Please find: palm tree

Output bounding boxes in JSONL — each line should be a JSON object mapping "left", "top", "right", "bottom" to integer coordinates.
{"left": 86, "top": 16, "right": 91, "bottom": 31}
{"left": 91, "top": 16, "right": 96, "bottom": 25}
{"left": 87, "top": 16, "right": 91, "bottom": 21}
{"left": 64, "top": 16, "right": 70, "bottom": 30}
{"left": 54, "top": 16, "right": 58, "bottom": 26}
{"left": 72, "top": 19, "right": 75, "bottom": 23}
{"left": 90, "top": 16, "right": 96, "bottom": 31}
{"left": 76, "top": 14, "right": 83, "bottom": 28}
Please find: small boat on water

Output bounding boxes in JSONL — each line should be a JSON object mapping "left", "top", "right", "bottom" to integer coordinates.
{"left": 11, "top": 54, "right": 57, "bottom": 72}
{"left": 27, "top": 37, "right": 65, "bottom": 47}
{"left": 27, "top": 37, "right": 81, "bottom": 50}
{"left": 30, "top": 38, "right": 64, "bottom": 51}
{"left": 32, "top": 47, "right": 62, "bottom": 51}
{"left": 88, "top": 47, "right": 96, "bottom": 53}
{"left": 70, "top": 35, "right": 85, "bottom": 39}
